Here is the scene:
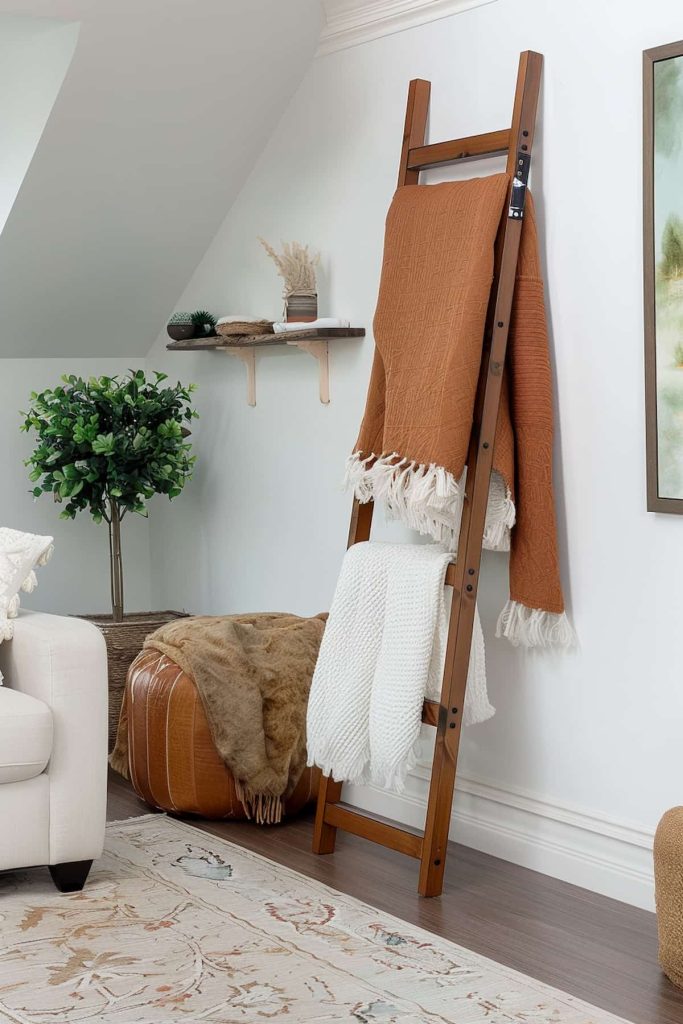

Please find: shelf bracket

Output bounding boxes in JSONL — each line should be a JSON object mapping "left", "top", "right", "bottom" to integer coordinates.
{"left": 287, "top": 339, "right": 330, "bottom": 404}
{"left": 222, "top": 348, "right": 256, "bottom": 406}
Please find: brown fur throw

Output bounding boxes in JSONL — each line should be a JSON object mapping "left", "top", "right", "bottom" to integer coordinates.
{"left": 112, "top": 613, "right": 326, "bottom": 823}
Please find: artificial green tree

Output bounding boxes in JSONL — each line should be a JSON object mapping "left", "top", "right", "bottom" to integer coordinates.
{"left": 22, "top": 370, "right": 197, "bottom": 621}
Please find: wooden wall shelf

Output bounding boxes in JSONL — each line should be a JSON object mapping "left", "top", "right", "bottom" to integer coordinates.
{"left": 166, "top": 327, "right": 365, "bottom": 406}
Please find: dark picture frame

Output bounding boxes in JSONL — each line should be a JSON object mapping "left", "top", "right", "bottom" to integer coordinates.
{"left": 644, "top": 39, "right": 683, "bottom": 512}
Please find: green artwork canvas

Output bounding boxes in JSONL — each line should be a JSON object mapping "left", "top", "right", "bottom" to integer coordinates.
{"left": 654, "top": 54, "right": 683, "bottom": 499}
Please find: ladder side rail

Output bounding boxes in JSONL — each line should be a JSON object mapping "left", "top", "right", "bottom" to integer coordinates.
{"left": 312, "top": 77, "right": 431, "bottom": 857}
{"left": 418, "top": 50, "right": 543, "bottom": 897}
{"left": 398, "top": 78, "right": 431, "bottom": 186}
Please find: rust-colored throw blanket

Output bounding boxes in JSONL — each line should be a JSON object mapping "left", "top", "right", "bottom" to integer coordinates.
{"left": 113, "top": 613, "right": 326, "bottom": 823}
{"left": 347, "top": 174, "right": 573, "bottom": 648}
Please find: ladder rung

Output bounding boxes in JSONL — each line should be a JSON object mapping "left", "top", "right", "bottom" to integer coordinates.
{"left": 408, "top": 129, "right": 510, "bottom": 169}
{"left": 422, "top": 699, "right": 440, "bottom": 727}
{"left": 324, "top": 804, "right": 423, "bottom": 858}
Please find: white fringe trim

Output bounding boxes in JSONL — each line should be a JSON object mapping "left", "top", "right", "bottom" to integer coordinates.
{"left": 21, "top": 569, "right": 38, "bottom": 594}
{"left": 37, "top": 544, "right": 54, "bottom": 568}
{"left": 484, "top": 472, "right": 516, "bottom": 551}
{"left": 344, "top": 452, "right": 515, "bottom": 553}
{"left": 309, "top": 745, "right": 421, "bottom": 794}
{"left": 495, "top": 600, "right": 575, "bottom": 649}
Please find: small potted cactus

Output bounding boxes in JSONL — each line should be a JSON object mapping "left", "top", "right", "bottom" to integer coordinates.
{"left": 167, "top": 311, "right": 194, "bottom": 341}
{"left": 191, "top": 310, "right": 218, "bottom": 338}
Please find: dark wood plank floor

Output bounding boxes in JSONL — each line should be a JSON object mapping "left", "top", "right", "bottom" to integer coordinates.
{"left": 108, "top": 771, "right": 682, "bottom": 1024}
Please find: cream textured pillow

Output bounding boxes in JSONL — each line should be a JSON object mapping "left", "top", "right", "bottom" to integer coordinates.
{"left": 0, "top": 527, "right": 54, "bottom": 643}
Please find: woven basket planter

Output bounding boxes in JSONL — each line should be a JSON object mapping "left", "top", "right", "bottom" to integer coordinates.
{"left": 655, "top": 806, "right": 683, "bottom": 988}
{"left": 84, "top": 611, "right": 189, "bottom": 750}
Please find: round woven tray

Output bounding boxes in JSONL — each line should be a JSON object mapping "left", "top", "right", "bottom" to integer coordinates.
{"left": 83, "top": 611, "right": 189, "bottom": 750}
{"left": 216, "top": 320, "right": 273, "bottom": 337}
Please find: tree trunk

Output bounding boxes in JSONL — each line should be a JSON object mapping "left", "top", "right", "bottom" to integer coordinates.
{"left": 108, "top": 501, "right": 124, "bottom": 622}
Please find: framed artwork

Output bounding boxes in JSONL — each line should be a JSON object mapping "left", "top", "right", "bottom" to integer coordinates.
{"left": 644, "top": 39, "right": 683, "bottom": 512}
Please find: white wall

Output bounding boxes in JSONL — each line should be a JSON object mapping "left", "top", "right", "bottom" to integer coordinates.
{"left": 1, "top": 360, "right": 151, "bottom": 617}
{"left": 146, "top": 0, "right": 683, "bottom": 909}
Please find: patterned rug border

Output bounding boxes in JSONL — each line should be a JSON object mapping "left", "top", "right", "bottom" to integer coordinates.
{"left": 107, "top": 813, "right": 633, "bottom": 1024}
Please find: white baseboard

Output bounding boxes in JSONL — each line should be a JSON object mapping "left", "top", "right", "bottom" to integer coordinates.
{"left": 318, "top": 0, "right": 499, "bottom": 57}
{"left": 344, "top": 765, "right": 656, "bottom": 911}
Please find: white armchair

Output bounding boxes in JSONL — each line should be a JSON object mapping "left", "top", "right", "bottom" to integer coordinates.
{"left": 0, "top": 610, "right": 108, "bottom": 891}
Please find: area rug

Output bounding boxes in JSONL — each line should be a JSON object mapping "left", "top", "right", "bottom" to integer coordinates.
{"left": 0, "top": 815, "right": 631, "bottom": 1023}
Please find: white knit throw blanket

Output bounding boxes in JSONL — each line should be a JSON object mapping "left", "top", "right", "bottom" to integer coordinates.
{"left": 307, "top": 542, "right": 494, "bottom": 792}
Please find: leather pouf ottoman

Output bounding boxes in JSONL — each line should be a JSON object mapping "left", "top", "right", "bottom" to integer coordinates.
{"left": 124, "top": 648, "right": 319, "bottom": 820}
{"left": 655, "top": 807, "right": 683, "bottom": 988}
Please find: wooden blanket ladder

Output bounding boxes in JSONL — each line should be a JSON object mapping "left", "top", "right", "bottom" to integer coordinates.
{"left": 312, "top": 50, "right": 543, "bottom": 897}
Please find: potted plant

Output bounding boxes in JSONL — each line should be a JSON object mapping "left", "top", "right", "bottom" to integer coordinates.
{"left": 259, "top": 238, "right": 320, "bottom": 322}
{"left": 22, "top": 370, "right": 198, "bottom": 746}
{"left": 190, "top": 309, "right": 218, "bottom": 337}
{"left": 167, "top": 311, "right": 194, "bottom": 341}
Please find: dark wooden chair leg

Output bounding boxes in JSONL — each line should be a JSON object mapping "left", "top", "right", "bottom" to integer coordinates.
{"left": 49, "top": 860, "right": 93, "bottom": 893}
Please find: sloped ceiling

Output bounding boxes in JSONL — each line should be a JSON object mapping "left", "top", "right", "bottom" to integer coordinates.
{"left": 0, "top": 0, "right": 321, "bottom": 357}
{"left": 0, "top": 16, "right": 78, "bottom": 235}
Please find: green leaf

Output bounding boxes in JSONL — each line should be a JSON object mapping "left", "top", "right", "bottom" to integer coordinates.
{"left": 22, "top": 369, "right": 197, "bottom": 582}
{"left": 92, "top": 433, "right": 115, "bottom": 455}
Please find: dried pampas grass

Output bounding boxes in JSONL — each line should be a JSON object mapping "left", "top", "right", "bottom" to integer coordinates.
{"left": 259, "top": 238, "right": 319, "bottom": 298}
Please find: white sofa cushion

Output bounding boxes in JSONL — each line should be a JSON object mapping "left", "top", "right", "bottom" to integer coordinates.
{"left": 0, "top": 686, "right": 52, "bottom": 784}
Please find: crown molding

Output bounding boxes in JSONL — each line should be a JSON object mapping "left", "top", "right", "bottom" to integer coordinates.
{"left": 318, "top": 0, "right": 498, "bottom": 56}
